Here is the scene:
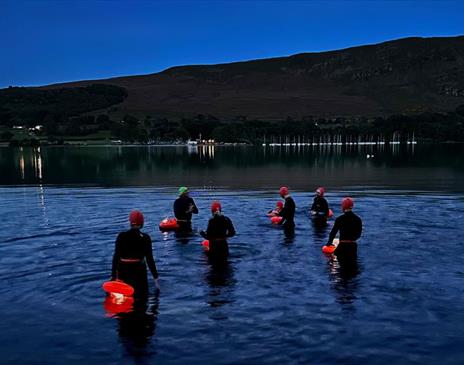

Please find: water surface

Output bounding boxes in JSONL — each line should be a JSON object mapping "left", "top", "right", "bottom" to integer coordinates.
{"left": 0, "top": 145, "right": 463, "bottom": 364}
{"left": 1, "top": 144, "right": 463, "bottom": 191}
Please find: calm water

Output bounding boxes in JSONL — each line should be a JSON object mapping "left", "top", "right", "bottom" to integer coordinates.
{"left": 1, "top": 144, "right": 463, "bottom": 190}
{"left": 1, "top": 145, "right": 464, "bottom": 364}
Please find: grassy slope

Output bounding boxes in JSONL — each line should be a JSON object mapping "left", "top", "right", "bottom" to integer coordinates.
{"left": 39, "top": 36, "right": 464, "bottom": 120}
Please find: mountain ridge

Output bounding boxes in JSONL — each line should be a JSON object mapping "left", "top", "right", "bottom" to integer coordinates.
{"left": 35, "top": 35, "right": 464, "bottom": 120}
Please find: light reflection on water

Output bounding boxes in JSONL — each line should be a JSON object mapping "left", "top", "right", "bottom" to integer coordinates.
{"left": 1, "top": 144, "right": 462, "bottom": 191}
{"left": 0, "top": 187, "right": 463, "bottom": 363}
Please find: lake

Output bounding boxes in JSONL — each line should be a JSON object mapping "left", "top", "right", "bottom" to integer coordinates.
{"left": 0, "top": 144, "right": 463, "bottom": 364}
{"left": 1, "top": 144, "right": 463, "bottom": 190}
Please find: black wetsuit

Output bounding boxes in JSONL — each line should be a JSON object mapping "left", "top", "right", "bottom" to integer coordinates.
{"left": 111, "top": 228, "right": 159, "bottom": 296}
{"left": 201, "top": 214, "right": 236, "bottom": 260}
{"left": 279, "top": 196, "right": 296, "bottom": 230}
{"left": 311, "top": 196, "right": 329, "bottom": 217}
{"left": 173, "top": 196, "right": 198, "bottom": 232}
{"left": 328, "top": 211, "right": 362, "bottom": 258}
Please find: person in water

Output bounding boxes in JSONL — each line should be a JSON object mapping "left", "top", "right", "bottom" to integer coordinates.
{"left": 326, "top": 197, "right": 362, "bottom": 259}
{"left": 267, "top": 201, "right": 284, "bottom": 217}
{"left": 111, "top": 210, "right": 160, "bottom": 295}
{"left": 173, "top": 186, "right": 199, "bottom": 232}
{"left": 278, "top": 186, "right": 296, "bottom": 232}
{"left": 200, "top": 201, "right": 236, "bottom": 261}
{"left": 310, "top": 187, "right": 330, "bottom": 218}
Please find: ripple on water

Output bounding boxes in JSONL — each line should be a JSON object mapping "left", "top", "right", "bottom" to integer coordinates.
{"left": 0, "top": 188, "right": 464, "bottom": 364}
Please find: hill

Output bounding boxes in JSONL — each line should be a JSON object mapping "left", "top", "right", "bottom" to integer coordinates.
{"left": 40, "top": 36, "right": 464, "bottom": 120}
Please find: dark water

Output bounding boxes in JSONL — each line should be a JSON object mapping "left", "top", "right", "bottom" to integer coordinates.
{"left": 1, "top": 145, "right": 464, "bottom": 364}
{"left": 1, "top": 144, "right": 463, "bottom": 190}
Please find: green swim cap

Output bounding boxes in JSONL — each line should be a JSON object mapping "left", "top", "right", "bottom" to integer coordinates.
{"left": 178, "top": 186, "right": 188, "bottom": 196}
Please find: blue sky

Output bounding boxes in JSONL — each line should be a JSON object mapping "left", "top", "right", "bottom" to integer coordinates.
{"left": 1, "top": 0, "right": 463, "bottom": 88}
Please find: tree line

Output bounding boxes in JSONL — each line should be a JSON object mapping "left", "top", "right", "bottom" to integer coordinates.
{"left": 83, "top": 109, "right": 464, "bottom": 144}
{"left": 0, "top": 84, "right": 127, "bottom": 126}
{"left": 1, "top": 83, "right": 463, "bottom": 144}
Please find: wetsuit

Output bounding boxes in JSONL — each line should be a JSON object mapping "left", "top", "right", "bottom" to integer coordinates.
{"left": 279, "top": 196, "right": 296, "bottom": 230}
{"left": 311, "top": 196, "right": 329, "bottom": 217}
{"left": 201, "top": 214, "right": 236, "bottom": 261}
{"left": 327, "top": 211, "right": 362, "bottom": 258}
{"left": 173, "top": 196, "right": 198, "bottom": 232}
{"left": 111, "top": 228, "right": 159, "bottom": 296}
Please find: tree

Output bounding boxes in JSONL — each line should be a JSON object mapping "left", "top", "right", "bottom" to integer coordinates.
{"left": 123, "top": 114, "right": 139, "bottom": 127}
{"left": 1, "top": 131, "right": 13, "bottom": 140}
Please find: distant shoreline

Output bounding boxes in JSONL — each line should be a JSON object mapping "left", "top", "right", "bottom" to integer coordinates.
{"left": 0, "top": 141, "right": 251, "bottom": 147}
{"left": 2, "top": 141, "right": 464, "bottom": 148}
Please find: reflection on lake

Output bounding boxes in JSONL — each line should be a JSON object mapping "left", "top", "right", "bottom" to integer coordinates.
{"left": 1, "top": 144, "right": 464, "bottom": 364}
{"left": 1, "top": 144, "right": 463, "bottom": 190}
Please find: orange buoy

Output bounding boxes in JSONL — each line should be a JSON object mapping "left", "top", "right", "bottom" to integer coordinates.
{"left": 201, "top": 239, "right": 210, "bottom": 251}
{"left": 102, "top": 280, "right": 135, "bottom": 296}
{"left": 322, "top": 239, "right": 339, "bottom": 254}
{"left": 271, "top": 216, "right": 283, "bottom": 224}
{"left": 103, "top": 294, "right": 134, "bottom": 315}
{"left": 322, "top": 245, "right": 336, "bottom": 254}
{"left": 159, "top": 218, "right": 180, "bottom": 231}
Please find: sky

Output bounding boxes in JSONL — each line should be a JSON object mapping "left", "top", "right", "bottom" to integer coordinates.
{"left": 1, "top": 0, "right": 464, "bottom": 88}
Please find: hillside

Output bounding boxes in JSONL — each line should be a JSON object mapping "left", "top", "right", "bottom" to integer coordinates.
{"left": 40, "top": 36, "right": 464, "bottom": 120}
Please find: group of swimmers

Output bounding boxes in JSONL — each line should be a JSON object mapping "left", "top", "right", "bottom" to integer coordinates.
{"left": 111, "top": 186, "right": 363, "bottom": 296}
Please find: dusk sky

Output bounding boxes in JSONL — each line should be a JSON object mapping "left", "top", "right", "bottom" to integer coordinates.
{"left": 1, "top": 0, "right": 464, "bottom": 88}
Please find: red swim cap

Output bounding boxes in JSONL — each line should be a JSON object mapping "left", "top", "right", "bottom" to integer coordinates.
{"left": 341, "top": 197, "right": 354, "bottom": 211}
{"left": 316, "top": 187, "right": 325, "bottom": 196}
{"left": 129, "top": 210, "right": 144, "bottom": 227}
{"left": 276, "top": 201, "right": 284, "bottom": 208}
{"left": 279, "top": 186, "right": 289, "bottom": 196}
{"left": 211, "top": 201, "right": 222, "bottom": 213}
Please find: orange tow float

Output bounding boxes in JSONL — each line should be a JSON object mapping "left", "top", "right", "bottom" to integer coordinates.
{"left": 102, "top": 280, "right": 135, "bottom": 315}
{"left": 159, "top": 218, "right": 180, "bottom": 231}
{"left": 201, "top": 239, "right": 210, "bottom": 251}
{"left": 270, "top": 216, "right": 283, "bottom": 225}
{"left": 322, "top": 238, "right": 339, "bottom": 254}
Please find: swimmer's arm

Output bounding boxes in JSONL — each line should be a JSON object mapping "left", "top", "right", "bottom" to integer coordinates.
{"left": 111, "top": 235, "right": 122, "bottom": 280}
{"left": 200, "top": 219, "right": 212, "bottom": 239}
{"left": 322, "top": 199, "right": 329, "bottom": 215}
{"left": 355, "top": 218, "right": 363, "bottom": 240}
{"left": 189, "top": 198, "right": 199, "bottom": 214}
{"left": 145, "top": 237, "right": 159, "bottom": 280}
{"left": 327, "top": 219, "right": 340, "bottom": 245}
{"left": 278, "top": 206, "right": 287, "bottom": 224}
{"left": 226, "top": 218, "right": 236, "bottom": 238}
{"left": 310, "top": 199, "right": 316, "bottom": 211}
